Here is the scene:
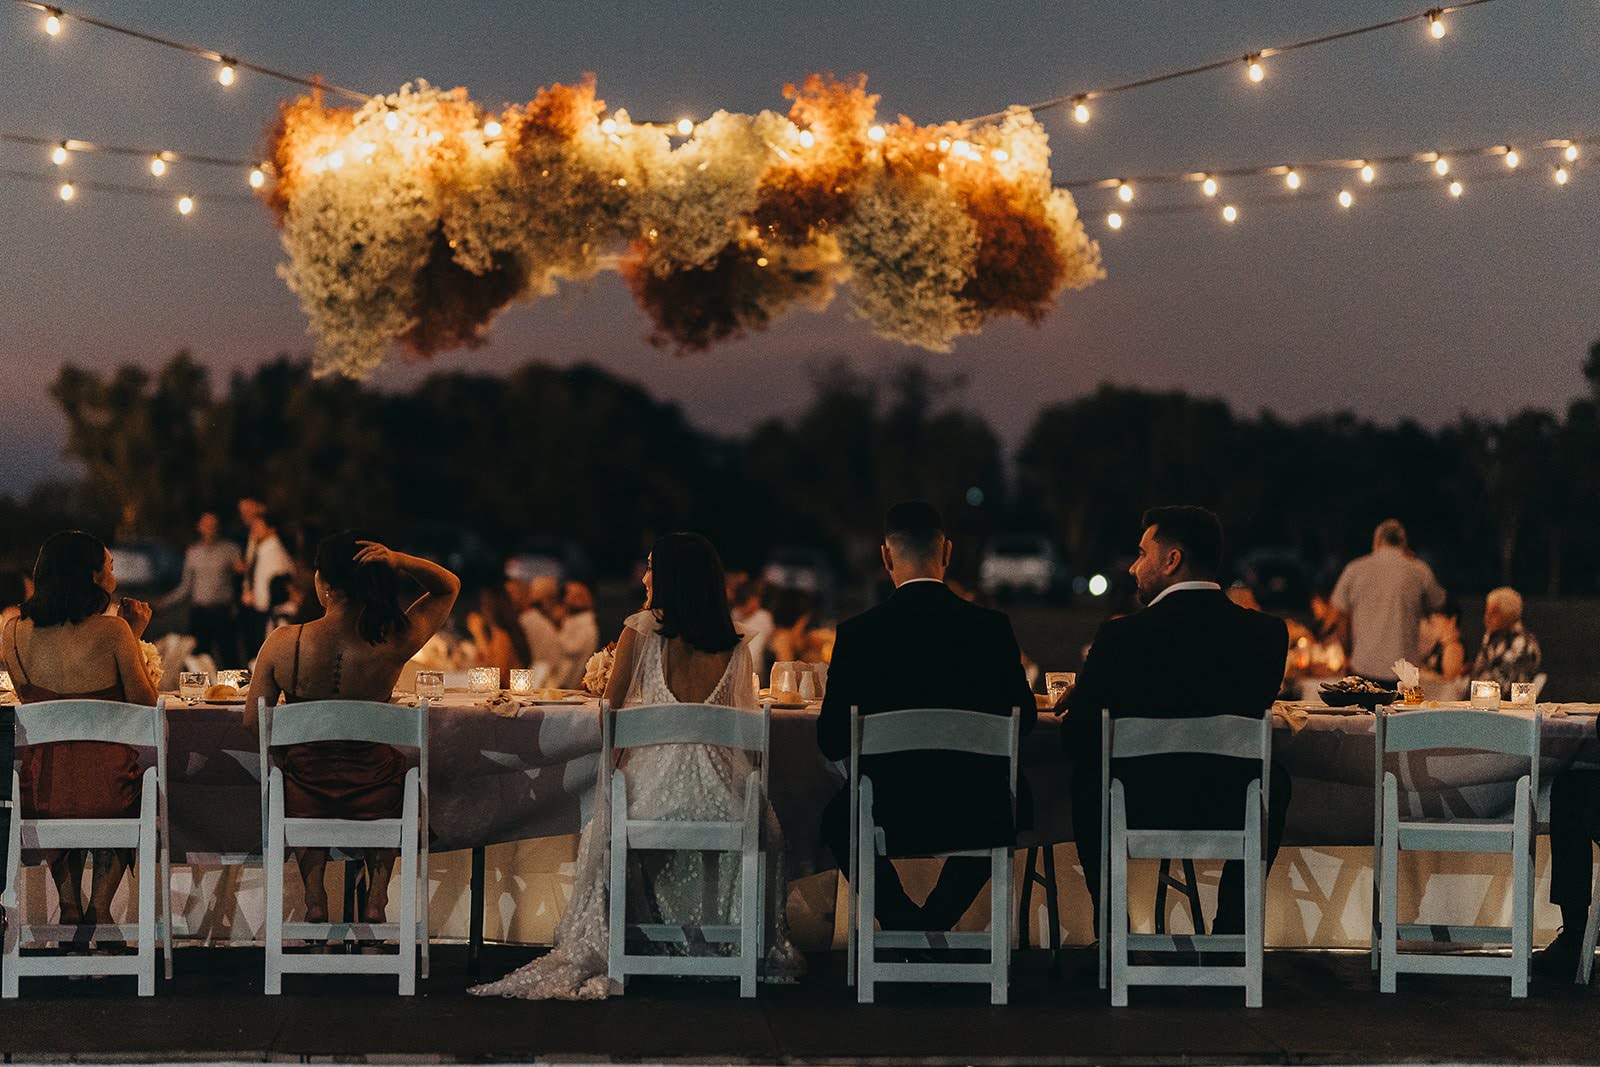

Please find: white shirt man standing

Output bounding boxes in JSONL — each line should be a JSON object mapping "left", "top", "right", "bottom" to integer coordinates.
{"left": 1331, "top": 519, "right": 1446, "bottom": 683}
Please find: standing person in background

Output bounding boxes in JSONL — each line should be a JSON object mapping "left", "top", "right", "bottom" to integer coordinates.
{"left": 157, "top": 512, "right": 242, "bottom": 664}
{"left": 517, "top": 576, "right": 563, "bottom": 682}
{"left": 554, "top": 582, "right": 600, "bottom": 688}
{"left": 239, "top": 499, "right": 292, "bottom": 662}
{"left": 1418, "top": 595, "right": 1466, "bottom": 683}
{"left": 1330, "top": 519, "right": 1445, "bottom": 684}
{"left": 730, "top": 579, "right": 775, "bottom": 676}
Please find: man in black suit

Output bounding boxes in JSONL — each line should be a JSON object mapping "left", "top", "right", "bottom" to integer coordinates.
{"left": 1063, "top": 505, "right": 1291, "bottom": 935}
{"left": 819, "top": 501, "right": 1035, "bottom": 931}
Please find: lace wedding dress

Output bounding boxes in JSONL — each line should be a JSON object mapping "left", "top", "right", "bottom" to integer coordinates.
{"left": 469, "top": 611, "right": 804, "bottom": 1000}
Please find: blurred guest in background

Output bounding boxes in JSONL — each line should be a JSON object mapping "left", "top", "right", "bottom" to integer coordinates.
{"left": 469, "top": 584, "right": 532, "bottom": 684}
{"left": 1330, "top": 519, "right": 1445, "bottom": 684}
{"left": 0, "top": 570, "right": 32, "bottom": 626}
{"left": 730, "top": 578, "right": 775, "bottom": 671}
{"left": 157, "top": 512, "right": 242, "bottom": 663}
{"left": 240, "top": 499, "right": 292, "bottom": 660}
{"left": 518, "top": 576, "right": 563, "bottom": 681}
{"left": 1, "top": 531, "right": 159, "bottom": 933}
{"left": 767, "top": 587, "right": 816, "bottom": 667}
{"left": 1418, "top": 595, "right": 1466, "bottom": 682}
{"left": 1469, "top": 587, "right": 1542, "bottom": 694}
{"left": 554, "top": 581, "right": 599, "bottom": 688}
{"left": 1310, "top": 585, "right": 1343, "bottom": 647}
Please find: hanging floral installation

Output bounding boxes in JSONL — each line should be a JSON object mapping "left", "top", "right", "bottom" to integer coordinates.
{"left": 264, "top": 75, "right": 1103, "bottom": 378}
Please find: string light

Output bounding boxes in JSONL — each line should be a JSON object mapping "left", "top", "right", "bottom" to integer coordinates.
{"left": 42, "top": 7, "right": 60, "bottom": 35}
{"left": 798, "top": 130, "right": 816, "bottom": 149}
{"left": 1202, "top": 175, "right": 1219, "bottom": 197}
{"left": 1222, "top": 204, "right": 1239, "bottom": 222}
{"left": 676, "top": 118, "right": 693, "bottom": 136}
{"left": 1106, "top": 211, "right": 1124, "bottom": 229}
{"left": 867, "top": 124, "right": 886, "bottom": 142}
{"left": 1565, "top": 143, "right": 1580, "bottom": 162}
{"left": 176, "top": 194, "right": 193, "bottom": 215}
{"left": 1284, "top": 168, "right": 1301, "bottom": 190}
{"left": 484, "top": 120, "right": 503, "bottom": 137}
{"left": 384, "top": 110, "right": 401, "bottom": 131}
{"left": 217, "top": 59, "right": 236, "bottom": 87}
{"left": 149, "top": 154, "right": 166, "bottom": 176}
{"left": 1555, "top": 166, "right": 1570, "bottom": 185}
{"left": 1360, "top": 162, "right": 1376, "bottom": 182}
{"left": 600, "top": 117, "right": 618, "bottom": 135}
{"left": 1448, "top": 180, "right": 1463, "bottom": 197}
{"left": 1246, "top": 55, "right": 1265, "bottom": 83}
{"left": 1427, "top": 9, "right": 1447, "bottom": 38}
{"left": 50, "top": 142, "right": 68, "bottom": 165}
{"left": 991, "top": 148, "right": 1009, "bottom": 162}
{"left": 1338, "top": 189, "right": 1354, "bottom": 208}
{"left": 1117, "top": 180, "right": 1134, "bottom": 202}
{"left": 1434, "top": 156, "right": 1450, "bottom": 176}
{"left": 57, "top": 181, "right": 74, "bottom": 200}
{"left": 1072, "top": 97, "right": 1090, "bottom": 124}
{"left": 248, "top": 166, "right": 266, "bottom": 188}
{"left": 1503, "top": 147, "right": 1519, "bottom": 169}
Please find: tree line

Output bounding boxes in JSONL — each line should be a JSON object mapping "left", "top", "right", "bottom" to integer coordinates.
{"left": 3, "top": 343, "right": 1596, "bottom": 596}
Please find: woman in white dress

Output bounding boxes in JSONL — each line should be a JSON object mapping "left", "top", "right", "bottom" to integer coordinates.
{"left": 470, "top": 532, "right": 803, "bottom": 1000}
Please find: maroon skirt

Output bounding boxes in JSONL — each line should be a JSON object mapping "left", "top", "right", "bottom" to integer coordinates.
{"left": 280, "top": 741, "right": 407, "bottom": 820}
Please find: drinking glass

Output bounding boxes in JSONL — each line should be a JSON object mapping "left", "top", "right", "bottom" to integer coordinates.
{"left": 798, "top": 671, "right": 816, "bottom": 700}
{"left": 0, "top": 669, "right": 12, "bottom": 694}
{"left": 217, "top": 668, "right": 249, "bottom": 691}
{"left": 416, "top": 670, "right": 445, "bottom": 702}
{"left": 1045, "top": 672, "right": 1077, "bottom": 705}
{"left": 179, "top": 671, "right": 210, "bottom": 702}
{"left": 1470, "top": 679, "right": 1502, "bottom": 710}
{"left": 772, "top": 664, "right": 798, "bottom": 694}
{"left": 468, "top": 666, "right": 500, "bottom": 694}
{"left": 509, "top": 668, "right": 536, "bottom": 694}
{"left": 1399, "top": 683, "right": 1424, "bottom": 706}
{"left": 1509, "top": 682, "right": 1537, "bottom": 708}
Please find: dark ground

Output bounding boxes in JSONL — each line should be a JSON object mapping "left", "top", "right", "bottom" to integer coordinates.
{"left": 1, "top": 946, "right": 1596, "bottom": 1064}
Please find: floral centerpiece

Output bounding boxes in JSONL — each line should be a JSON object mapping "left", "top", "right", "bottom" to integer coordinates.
{"left": 140, "top": 641, "right": 164, "bottom": 690}
{"left": 583, "top": 642, "right": 618, "bottom": 696}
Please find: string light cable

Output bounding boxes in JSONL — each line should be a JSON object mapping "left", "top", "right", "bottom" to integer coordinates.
{"left": 7, "top": 0, "right": 372, "bottom": 102}
{"left": 960, "top": 0, "right": 1514, "bottom": 126}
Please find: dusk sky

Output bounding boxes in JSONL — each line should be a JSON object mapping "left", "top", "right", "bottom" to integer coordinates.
{"left": 3, "top": 0, "right": 1597, "bottom": 491}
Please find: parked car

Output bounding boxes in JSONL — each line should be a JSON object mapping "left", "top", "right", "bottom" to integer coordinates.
{"left": 979, "top": 534, "right": 1067, "bottom": 599}
{"left": 505, "top": 537, "right": 592, "bottom": 586}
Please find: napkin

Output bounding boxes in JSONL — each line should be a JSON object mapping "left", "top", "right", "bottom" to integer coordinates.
{"left": 1392, "top": 660, "right": 1420, "bottom": 689}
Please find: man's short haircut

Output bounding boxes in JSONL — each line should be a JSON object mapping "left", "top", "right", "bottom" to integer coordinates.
{"left": 1140, "top": 505, "right": 1224, "bottom": 579}
{"left": 1486, "top": 586, "right": 1524, "bottom": 623}
{"left": 883, "top": 500, "right": 945, "bottom": 562}
{"left": 1374, "top": 518, "right": 1408, "bottom": 549}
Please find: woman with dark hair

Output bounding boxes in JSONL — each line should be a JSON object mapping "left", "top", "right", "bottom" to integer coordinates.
{"left": 244, "top": 533, "right": 459, "bottom": 924}
{"left": 0, "top": 531, "right": 159, "bottom": 931}
{"left": 472, "top": 531, "right": 801, "bottom": 1000}
{"left": 466, "top": 584, "right": 531, "bottom": 685}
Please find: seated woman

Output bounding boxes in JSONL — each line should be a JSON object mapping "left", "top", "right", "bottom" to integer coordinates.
{"left": 466, "top": 584, "right": 531, "bottom": 687}
{"left": 245, "top": 533, "right": 459, "bottom": 924}
{"left": 0, "top": 530, "right": 159, "bottom": 932}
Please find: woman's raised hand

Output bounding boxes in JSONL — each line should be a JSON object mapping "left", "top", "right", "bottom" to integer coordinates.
{"left": 353, "top": 540, "right": 397, "bottom": 568}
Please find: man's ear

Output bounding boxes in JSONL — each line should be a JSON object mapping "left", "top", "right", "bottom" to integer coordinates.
{"left": 942, "top": 538, "right": 953, "bottom": 569}
{"left": 881, "top": 543, "right": 894, "bottom": 574}
{"left": 1163, "top": 545, "right": 1185, "bottom": 577}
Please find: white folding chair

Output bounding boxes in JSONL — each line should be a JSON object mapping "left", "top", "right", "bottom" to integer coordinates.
{"left": 258, "top": 698, "right": 429, "bottom": 995}
{"left": 2, "top": 699, "right": 173, "bottom": 996}
{"left": 1374, "top": 705, "right": 1539, "bottom": 997}
{"left": 602, "top": 700, "right": 771, "bottom": 997}
{"left": 1098, "top": 710, "right": 1271, "bottom": 1007}
{"left": 847, "top": 706, "right": 1020, "bottom": 1005}
{"left": 1579, "top": 841, "right": 1600, "bottom": 985}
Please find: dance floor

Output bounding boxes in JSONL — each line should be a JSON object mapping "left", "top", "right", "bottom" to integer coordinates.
{"left": 2, "top": 947, "right": 1596, "bottom": 1064}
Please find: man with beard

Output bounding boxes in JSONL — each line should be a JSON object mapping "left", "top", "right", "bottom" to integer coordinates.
{"left": 1062, "top": 505, "right": 1290, "bottom": 936}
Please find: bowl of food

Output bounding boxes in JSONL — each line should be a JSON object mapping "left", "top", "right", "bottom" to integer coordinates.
{"left": 1319, "top": 676, "right": 1398, "bottom": 710}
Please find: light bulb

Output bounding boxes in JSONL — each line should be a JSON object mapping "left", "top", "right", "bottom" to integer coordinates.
{"left": 1428, "top": 11, "right": 1446, "bottom": 38}
{"left": 991, "top": 148, "right": 1009, "bottom": 162}
{"left": 384, "top": 111, "right": 401, "bottom": 131}
{"left": 1448, "top": 180, "right": 1463, "bottom": 198}
{"left": 755, "top": 257, "right": 769, "bottom": 267}
{"left": 867, "top": 125, "right": 886, "bottom": 142}
{"left": 484, "top": 120, "right": 503, "bottom": 137}
{"left": 1106, "top": 212, "right": 1123, "bottom": 230}
{"left": 1555, "top": 166, "right": 1570, "bottom": 185}
{"left": 1434, "top": 157, "right": 1449, "bottom": 176}
{"left": 218, "top": 63, "right": 236, "bottom": 87}
{"left": 44, "top": 9, "right": 61, "bottom": 35}
{"left": 1202, "top": 176, "right": 1218, "bottom": 197}
{"left": 1504, "top": 148, "right": 1519, "bottom": 169}
{"left": 676, "top": 118, "right": 693, "bottom": 136}
{"left": 1338, "top": 189, "right": 1353, "bottom": 208}
{"left": 1284, "top": 168, "right": 1301, "bottom": 190}
{"left": 58, "top": 182, "right": 74, "bottom": 201}
{"left": 177, "top": 195, "right": 194, "bottom": 216}
{"left": 326, "top": 150, "right": 344, "bottom": 170}
{"left": 249, "top": 167, "right": 266, "bottom": 189}
{"left": 798, "top": 130, "right": 815, "bottom": 149}
{"left": 1222, "top": 204, "right": 1239, "bottom": 222}
{"left": 600, "top": 117, "right": 618, "bottom": 135}
{"left": 1246, "top": 55, "right": 1265, "bottom": 82}
{"left": 1360, "top": 162, "right": 1376, "bottom": 183}
{"left": 951, "top": 139, "right": 970, "bottom": 156}
{"left": 149, "top": 155, "right": 167, "bottom": 176}
{"left": 51, "top": 143, "right": 68, "bottom": 166}
{"left": 1117, "top": 181, "right": 1134, "bottom": 203}
{"left": 1072, "top": 98, "right": 1090, "bottom": 124}
{"left": 1564, "top": 144, "right": 1580, "bottom": 163}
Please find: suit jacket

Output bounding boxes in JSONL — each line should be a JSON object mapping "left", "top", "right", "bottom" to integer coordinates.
{"left": 818, "top": 580, "right": 1035, "bottom": 853}
{"left": 1065, "top": 587, "right": 1287, "bottom": 828}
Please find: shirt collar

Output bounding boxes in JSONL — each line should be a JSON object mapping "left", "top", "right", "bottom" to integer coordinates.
{"left": 1146, "top": 580, "right": 1223, "bottom": 608}
{"left": 894, "top": 577, "right": 945, "bottom": 588}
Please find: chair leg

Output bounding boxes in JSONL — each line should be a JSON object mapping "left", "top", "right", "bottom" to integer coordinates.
{"left": 1579, "top": 854, "right": 1600, "bottom": 985}
{"left": 1380, "top": 779, "right": 1399, "bottom": 994}
{"left": 856, "top": 808, "right": 876, "bottom": 1004}
{"left": 1244, "top": 787, "right": 1263, "bottom": 1008}
{"left": 1510, "top": 788, "right": 1530, "bottom": 999}
{"left": 606, "top": 776, "right": 628, "bottom": 995}
{"left": 137, "top": 781, "right": 157, "bottom": 997}
{"left": 264, "top": 780, "right": 285, "bottom": 996}
{"left": 739, "top": 788, "right": 760, "bottom": 999}
{"left": 990, "top": 847, "right": 1010, "bottom": 1005}
{"left": 1110, "top": 789, "right": 1129, "bottom": 1007}
{"left": 397, "top": 779, "right": 419, "bottom": 996}
{"left": 159, "top": 837, "right": 174, "bottom": 981}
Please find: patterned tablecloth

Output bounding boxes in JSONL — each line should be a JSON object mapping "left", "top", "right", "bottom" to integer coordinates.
{"left": 161, "top": 695, "right": 1600, "bottom": 870}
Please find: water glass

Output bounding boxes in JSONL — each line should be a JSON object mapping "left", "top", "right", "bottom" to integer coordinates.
{"left": 1470, "top": 679, "right": 1502, "bottom": 710}
{"left": 1045, "top": 672, "right": 1077, "bottom": 704}
{"left": 416, "top": 670, "right": 445, "bottom": 702}
{"left": 1509, "top": 682, "right": 1537, "bottom": 708}
{"left": 508, "top": 668, "right": 536, "bottom": 694}
{"left": 468, "top": 666, "right": 500, "bottom": 694}
{"left": 179, "top": 671, "right": 210, "bottom": 702}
